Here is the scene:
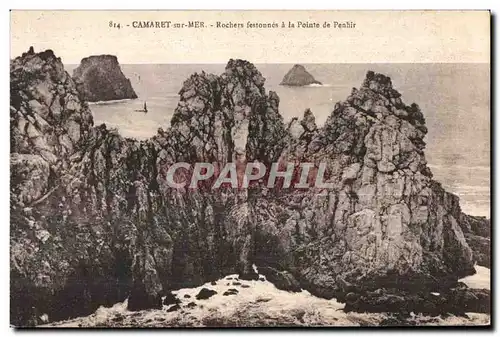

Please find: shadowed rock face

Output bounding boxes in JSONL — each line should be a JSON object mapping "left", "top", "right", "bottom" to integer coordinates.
{"left": 72, "top": 55, "right": 137, "bottom": 102}
{"left": 280, "top": 64, "right": 322, "bottom": 86}
{"left": 10, "top": 49, "right": 489, "bottom": 326}
{"left": 459, "top": 215, "right": 490, "bottom": 268}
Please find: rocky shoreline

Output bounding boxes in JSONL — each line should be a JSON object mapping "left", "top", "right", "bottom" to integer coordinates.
{"left": 10, "top": 48, "right": 490, "bottom": 327}
{"left": 41, "top": 268, "right": 490, "bottom": 328}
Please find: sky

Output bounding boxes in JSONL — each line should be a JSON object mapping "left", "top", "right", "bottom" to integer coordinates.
{"left": 10, "top": 10, "right": 490, "bottom": 64}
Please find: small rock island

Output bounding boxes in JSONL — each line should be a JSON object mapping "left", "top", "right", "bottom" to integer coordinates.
{"left": 280, "top": 64, "right": 322, "bottom": 86}
{"left": 72, "top": 55, "right": 138, "bottom": 102}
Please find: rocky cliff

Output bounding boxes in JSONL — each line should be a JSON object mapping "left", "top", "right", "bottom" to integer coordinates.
{"left": 280, "top": 64, "right": 322, "bottom": 86}
{"left": 72, "top": 55, "right": 137, "bottom": 102}
{"left": 10, "top": 49, "right": 490, "bottom": 326}
{"left": 250, "top": 71, "right": 489, "bottom": 313}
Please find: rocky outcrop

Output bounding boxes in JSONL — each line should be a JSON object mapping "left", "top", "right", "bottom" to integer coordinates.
{"left": 163, "top": 292, "right": 180, "bottom": 306}
{"left": 280, "top": 64, "right": 322, "bottom": 86}
{"left": 72, "top": 55, "right": 137, "bottom": 102}
{"left": 195, "top": 288, "right": 217, "bottom": 300}
{"left": 251, "top": 71, "right": 483, "bottom": 302}
{"left": 10, "top": 49, "right": 489, "bottom": 326}
{"left": 459, "top": 214, "right": 490, "bottom": 268}
{"left": 345, "top": 286, "right": 490, "bottom": 316}
{"left": 10, "top": 49, "right": 125, "bottom": 325}
{"left": 10, "top": 52, "right": 282, "bottom": 325}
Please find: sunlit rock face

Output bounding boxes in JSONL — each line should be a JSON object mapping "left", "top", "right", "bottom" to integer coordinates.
{"left": 10, "top": 49, "right": 488, "bottom": 327}
{"left": 252, "top": 71, "right": 478, "bottom": 304}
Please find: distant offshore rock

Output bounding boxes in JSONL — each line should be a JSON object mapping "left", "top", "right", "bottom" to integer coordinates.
{"left": 280, "top": 64, "right": 322, "bottom": 86}
{"left": 72, "top": 55, "right": 137, "bottom": 102}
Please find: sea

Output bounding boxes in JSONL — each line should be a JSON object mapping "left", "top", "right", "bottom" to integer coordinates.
{"left": 65, "top": 63, "right": 490, "bottom": 217}
{"left": 44, "top": 265, "right": 490, "bottom": 327}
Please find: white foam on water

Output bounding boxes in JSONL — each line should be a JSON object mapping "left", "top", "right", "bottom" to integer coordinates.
{"left": 305, "top": 83, "right": 330, "bottom": 87}
{"left": 88, "top": 98, "right": 136, "bottom": 105}
{"left": 43, "top": 267, "right": 490, "bottom": 328}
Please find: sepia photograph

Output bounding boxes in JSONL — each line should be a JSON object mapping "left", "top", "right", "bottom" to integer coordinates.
{"left": 9, "top": 10, "right": 491, "bottom": 328}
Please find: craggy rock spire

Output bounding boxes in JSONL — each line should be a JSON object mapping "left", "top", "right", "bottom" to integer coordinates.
{"left": 10, "top": 48, "right": 94, "bottom": 206}
{"left": 10, "top": 52, "right": 289, "bottom": 324}
{"left": 72, "top": 55, "right": 138, "bottom": 102}
{"left": 10, "top": 49, "right": 489, "bottom": 326}
{"left": 252, "top": 70, "right": 483, "bottom": 312}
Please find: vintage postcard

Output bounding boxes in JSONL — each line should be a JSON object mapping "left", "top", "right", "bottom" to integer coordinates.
{"left": 9, "top": 10, "right": 490, "bottom": 328}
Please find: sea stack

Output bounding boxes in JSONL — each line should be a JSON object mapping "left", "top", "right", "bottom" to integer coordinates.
{"left": 280, "top": 64, "right": 322, "bottom": 86}
{"left": 72, "top": 55, "right": 137, "bottom": 102}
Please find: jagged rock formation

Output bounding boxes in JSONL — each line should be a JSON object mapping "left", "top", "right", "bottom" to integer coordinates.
{"left": 253, "top": 71, "right": 487, "bottom": 310}
{"left": 10, "top": 49, "right": 128, "bottom": 325}
{"left": 72, "top": 55, "right": 137, "bottom": 102}
{"left": 10, "top": 49, "right": 490, "bottom": 326}
{"left": 280, "top": 64, "right": 322, "bottom": 86}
